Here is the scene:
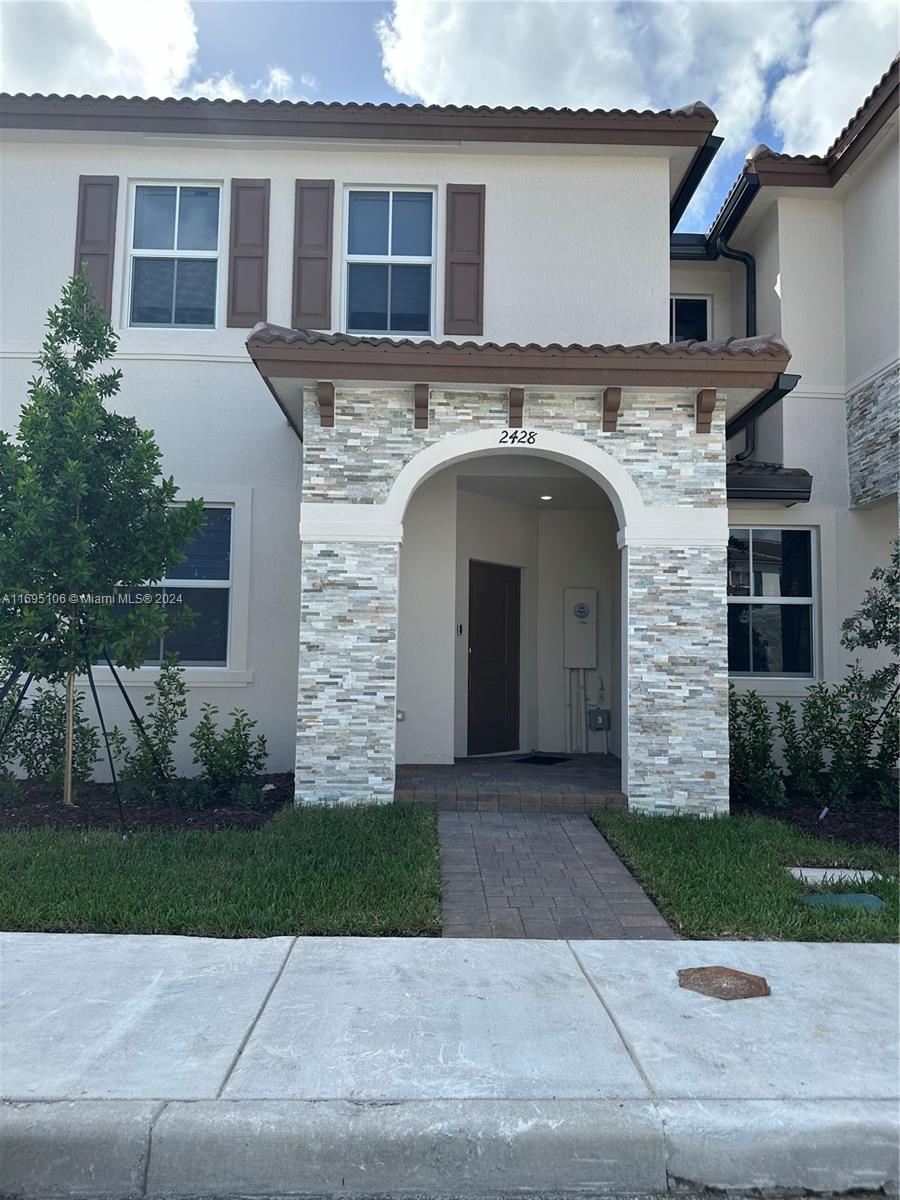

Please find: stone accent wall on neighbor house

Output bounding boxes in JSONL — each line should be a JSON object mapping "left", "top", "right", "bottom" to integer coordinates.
{"left": 846, "top": 361, "right": 899, "bottom": 507}
{"left": 298, "top": 385, "right": 730, "bottom": 815}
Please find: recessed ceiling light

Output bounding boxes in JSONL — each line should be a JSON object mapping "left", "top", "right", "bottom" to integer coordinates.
{"left": 540, "top": 494, "right": 553, "bottom": 501}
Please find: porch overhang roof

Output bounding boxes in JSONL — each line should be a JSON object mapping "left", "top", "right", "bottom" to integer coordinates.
{"left": 246, "top": 325, "right": 792, "bottom": 437}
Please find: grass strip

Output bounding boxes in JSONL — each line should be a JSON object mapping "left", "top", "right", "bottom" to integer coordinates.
{"left": 0, "top": 802, "right": 441, "bottom": 938}
{"left": 593, "top": 810, "right": 898, "bottom": 942}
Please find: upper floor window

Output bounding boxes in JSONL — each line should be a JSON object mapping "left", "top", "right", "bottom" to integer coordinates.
{"left": 130, "top": 185, "right": 220, "bottom": 328}
{"left": 345, "top": 189, "right": 434, "bottom": 335}
{"left": 670, "top": 295, "right": 710, "bottom": 342}
{"left": 727, "top": 527, "right": 815, "bottom": 677}
{"left": 144, "top": 506, "right": 232, "bottom": 666}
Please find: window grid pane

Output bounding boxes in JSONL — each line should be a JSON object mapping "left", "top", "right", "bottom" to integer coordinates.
{"left": 749, "top": 603, "right": 813, "bottom": 675}
{"left": 131, "top": 258, "right": 176, "bottom": 325}
{"left": 172, "top": 508, "right": 231, "bottom": 580}
{"left": 389, "top": 264, "right": 430, "bottom": 332}
{"left": 348, "top": 263, "right": 389, "bottom": 331}
{"left": 177, "top": 187, "right": 219, "bottom": 251}
{"left": 161, "top": 586, "right": 229, "bottom": 666}
{"left": 348, "top": 191, "right": 389, "bottom": 255}
{"left": 391, "top": 192, "right": 432, "bottom": 255}
{"left": 173, "top": 259, "right": 217, "bottom": 327}
{"left": 134, "top": 186, "right": 176, "bottom": 250}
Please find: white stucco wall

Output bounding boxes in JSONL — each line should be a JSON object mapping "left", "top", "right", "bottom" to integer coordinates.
{"left": 669, "top": 260, "right": 744, "bottom": 343}
{"left": 733, "top": 202, "right": 784, "bottom": 463}
{"left": 776, "top": 197, "right": 846, "bottom": 393}
{"left": 0, "top": 357, "right": 302, "bottom": 774}
{"left": 0, "top": 138, "right": 671, "bottom": 350}
{"left": 1, "top": 132, "right": 671, "bottom": 779}
{"left": 536, "top": 507, "right": 621, "bottom": 755}
{"left": 843, "top": 135, "right": 900, "bottom": 387}
{"left": 727, "top": 178, "right": 895, "bottom": 705}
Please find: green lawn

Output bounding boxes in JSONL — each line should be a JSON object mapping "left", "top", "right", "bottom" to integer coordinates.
{"left": 594, "top": 810, "right": 898, "bottom": 942}
{"left": 0, "top": 803, "right": 441, "bottom": 938}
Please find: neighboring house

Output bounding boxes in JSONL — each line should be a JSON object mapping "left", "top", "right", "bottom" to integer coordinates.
{"left": 0, "top": 59, "right": 896, "bottom": 813}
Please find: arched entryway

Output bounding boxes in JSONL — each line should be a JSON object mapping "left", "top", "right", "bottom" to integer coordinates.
{"left": 386, "top": 428, "right": 642, "bottom": 798}
{"left": 395, "top": 451, "right": 624, "bottom": 802}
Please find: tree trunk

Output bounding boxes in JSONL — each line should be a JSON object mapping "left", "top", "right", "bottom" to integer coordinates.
{"left": 63, "top": 672, "right": 75, "bottom": 806}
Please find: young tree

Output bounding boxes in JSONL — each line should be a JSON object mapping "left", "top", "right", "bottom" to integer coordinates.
{"left": 0, "top": 270, "right": 203, "bottom": 803}
{"left": 841, "top": 538, "right": 899, "bottom": 700}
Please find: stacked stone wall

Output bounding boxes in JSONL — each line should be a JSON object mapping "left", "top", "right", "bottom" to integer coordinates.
{"left": 298, "top": 385, "right": 729, "bottom": 809}
{"left": 846, "top": 361, "right": 899, "bottom": 507}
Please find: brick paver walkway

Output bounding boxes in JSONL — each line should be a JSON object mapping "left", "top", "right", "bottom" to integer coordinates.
{"left": 439, "top": 812, "right": 677, "bottom": 940}
{"left": 397, "top": 753, "right": 625, "bottom": 812}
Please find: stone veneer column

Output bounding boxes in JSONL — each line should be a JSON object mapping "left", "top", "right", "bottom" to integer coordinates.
{"left": 295, "top": 540, "right": 399, "bottom": 805}
{"left": 624, "top": 540, "right": 730, "bottom": 816}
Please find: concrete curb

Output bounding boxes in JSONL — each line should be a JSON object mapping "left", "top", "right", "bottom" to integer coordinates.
{"left": 2, "top": 1097, "right": 897, "bottom": 1198}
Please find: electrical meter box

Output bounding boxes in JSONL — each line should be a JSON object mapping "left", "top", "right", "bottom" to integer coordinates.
{"left": 563, "top": 587, "right": 597, "bottom": 669}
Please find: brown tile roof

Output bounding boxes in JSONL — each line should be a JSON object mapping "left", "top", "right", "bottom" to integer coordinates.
{"left": 247, "top": 324, "right": 790, "bottom": 391}
{"left": 0, "top": 93, "right": 716, "bottom": 146}
{"left": 249, "top": 324, "right": 789, "bottom": 359}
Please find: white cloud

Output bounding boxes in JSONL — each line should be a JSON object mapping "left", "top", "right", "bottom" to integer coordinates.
{"left": 0, "top": 0, "right": 316, "bottom": 101}
{"left": 378, "top": 0, "right": 813, "bottom": 142}
{"left": 378, "top": 0, "right": 898, "bottom": 226}
{"left": 770, "top": 0, "right": 898, "bottom": 154}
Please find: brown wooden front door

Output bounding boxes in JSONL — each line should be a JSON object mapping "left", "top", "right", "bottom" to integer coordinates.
{"left": 467, "top": 561, "right": 521, "bottom": 756}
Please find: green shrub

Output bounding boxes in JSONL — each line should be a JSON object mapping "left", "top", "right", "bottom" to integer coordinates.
{"left": 777, "top": 683, "right": 838, "bottom": 802}
{"left": 776, "top": 670, "right": 898, "bottom": 808}
{"left": 841, "top": 539, "right": 899, "bottom": 702}
{"left": 0, "top": 767, "right": 22, "bottom": 808}
{"left": 109, "top": 656, "right": 187, "bottom": 800}
{"left": 168, "top": 776, "right": 215, "bottom": 811}
{"left": 768, "top": 544, "right": 900, "bottom": 809}
{"left": 728, "top": 684, "right": 785, "bottom": 806}
{"left": 12, "top": 684, "right": 99, "bottom": 793}
{"left": 189, "top": 704, "right": 267, "bottom": 805}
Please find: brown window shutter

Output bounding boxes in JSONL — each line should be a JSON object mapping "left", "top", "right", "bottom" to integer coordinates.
{"left": 227, "top": 179, "right": 270, "bottom": 328}
{"left": 444, "top": 184, "right": 485, "bottom": 336}
{"left": 73, "top": 175, "right": 119, "bottom": 318}
{"left": 292, "top": 179, "right": 334, "bottom": 330}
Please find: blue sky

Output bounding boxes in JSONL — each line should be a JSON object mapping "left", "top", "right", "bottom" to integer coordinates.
{"left": 2, "top": 1, "right": 897, "bottom": 229}
{"left": 192, "top": 2, "right": 398, "bottom": 104}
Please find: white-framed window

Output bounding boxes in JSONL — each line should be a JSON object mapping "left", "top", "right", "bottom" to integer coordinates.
{"left": 343, "top": 187, "right": 435, "bottom": 335}
{"left": 727, "top": 527, "right": 817, "bottom": 677}
{"left": 670, "top": 294, "right": 711, "bottom": 342}
{"left": 144, "top": 505, "right": 233, "bottom": 667}
{"left": 128, "top": 183, "right": 221, "bottom": 328}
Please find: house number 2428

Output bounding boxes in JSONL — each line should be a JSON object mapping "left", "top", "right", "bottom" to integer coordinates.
{"left": 499, "top": 429, "right": 537, "bottom": 444}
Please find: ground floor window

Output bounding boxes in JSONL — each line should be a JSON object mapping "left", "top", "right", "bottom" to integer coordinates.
{"left": 727, "top": 527, "right": 815, "bottom": 677}
{"left": 143, "top": 506, "right": 232, "bottom": 666}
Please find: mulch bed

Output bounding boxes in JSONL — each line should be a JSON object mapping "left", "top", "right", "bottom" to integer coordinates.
{"left": 0, "top": 773, "right": 295, "bottom": 832}
{"left": 731, "top": 792, "right": 899, "bottom": 850}
{"left": 5, "top": 774, "right": 896, "bottom": 849}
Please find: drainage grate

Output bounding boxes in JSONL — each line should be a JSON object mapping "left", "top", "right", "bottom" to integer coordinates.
{"left": 514, "top": 754, "right": 571, "bottom": 766}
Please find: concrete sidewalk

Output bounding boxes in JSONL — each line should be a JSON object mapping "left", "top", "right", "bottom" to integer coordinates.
{"left": 1, "top": 933, "right": 897, "bottom": 1198}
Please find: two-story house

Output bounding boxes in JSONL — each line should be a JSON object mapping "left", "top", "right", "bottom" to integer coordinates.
{"left": 0, "top": 59, "right": 896, "bottom": 814}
